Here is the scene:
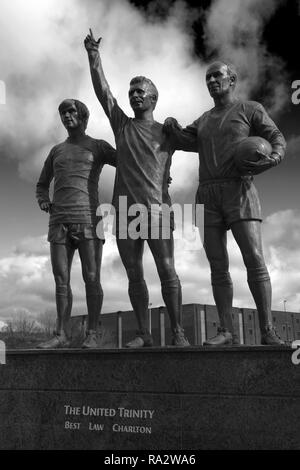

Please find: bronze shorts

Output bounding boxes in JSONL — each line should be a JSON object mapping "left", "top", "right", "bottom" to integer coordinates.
{"left": 196, "top": 178, "right": 262, "bottom": 230}
{"left": 113, "top": 210, "right": 175, "bottom": 240}
{"left": 48, "top": 223, "right": 102, "bottom": 246}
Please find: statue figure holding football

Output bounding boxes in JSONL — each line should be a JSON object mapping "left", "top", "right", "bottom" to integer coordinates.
{"left": 163, "top": 60, "right": 286, "bottom": 346}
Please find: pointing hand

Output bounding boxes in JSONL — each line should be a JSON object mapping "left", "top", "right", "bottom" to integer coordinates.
{"left": 84, "top": 28, "right": 102, "bottom": 52}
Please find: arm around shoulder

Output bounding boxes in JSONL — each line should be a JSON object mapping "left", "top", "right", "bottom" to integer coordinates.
{"left": 163, "top": 117, "right": 199, "bottom": 152}
{"left": 100, "top": 140, "right": 117, "bottom": 168}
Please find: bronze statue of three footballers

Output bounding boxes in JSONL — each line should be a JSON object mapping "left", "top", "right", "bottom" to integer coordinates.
{"left": 36, "top": 31, "right": 286, "bottom": 349}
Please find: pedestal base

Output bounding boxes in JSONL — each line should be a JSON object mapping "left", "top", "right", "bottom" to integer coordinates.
{"left": 0, "top": 346, "right": 299, "bottom": 449}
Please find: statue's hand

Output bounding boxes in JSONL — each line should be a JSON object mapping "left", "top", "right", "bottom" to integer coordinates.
{"left": 84, "top": 28, "right": 102, "bottom": 53}
{"left": 40, "top": 202, "right": 52, "bottom": 213}
{"left": 240, "top": 150, "right": 276, "bottom": 175}
{"left": 163, "top": 117, "right": 182, "bottom": 135}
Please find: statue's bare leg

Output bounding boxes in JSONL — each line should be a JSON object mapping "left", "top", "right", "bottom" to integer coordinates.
{"left": 51, "top": 243, "right": 75, "bottom": 336}
{"left": 78, "top": 239, "right": 103, "bottom": 330}
{"left": 203, "top": 225, "right": 234, "bottom": 344}
{"left": 117, "top": 237, "right": 152, "bottom": 347}
{"left": 231, "top": 220, "right": 284, "bottom": 345}
{"left": 37, "top": 243, "right": 75, "bottom": 348}
{"left": 148, "top": 235, "right": 189, "bottom": 346}
{"left": 78, "top": 239, "right": 103, "bottom": 348}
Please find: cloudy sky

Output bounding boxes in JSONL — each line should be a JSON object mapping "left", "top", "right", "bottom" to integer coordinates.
{"left": 0, "top": 0, "right": 300, "bottom": 323}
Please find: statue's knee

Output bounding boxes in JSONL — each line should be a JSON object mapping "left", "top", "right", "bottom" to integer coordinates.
{"left": 156, "top": 258, "right": 176, "bottom": 280}
{"left": 53, "top": 274, "right": 69, "bottom": 286}
{"left": 126, "top": 266, "right": 143, "bottom": 283}
{"left": 243, "top": 246, "right": 265, "bottom": 267}
{"left": 83, "top": 270, "right": 98, "bottom": 285}
{"left": 55, "top": 283, "right": 69, "bottom": 296}
{"left": 247, "top": 266, "right": 270, "bottom": 283}
{"left": 211, "top": 269, "right": 232, "bottom": 286}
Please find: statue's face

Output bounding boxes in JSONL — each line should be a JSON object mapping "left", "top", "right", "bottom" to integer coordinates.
{"left": 128, "top": 81, "right": 155, "bottom": 113}
{"left": 206, "top": 62, "right": 232, "bottom": 98}
{"left": 59, "top": 102, "right": 81, "bottom": 130}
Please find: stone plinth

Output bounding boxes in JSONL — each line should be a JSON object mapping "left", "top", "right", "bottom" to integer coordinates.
{"left": 0, "top": 346, "right": 299, "bottom": 449}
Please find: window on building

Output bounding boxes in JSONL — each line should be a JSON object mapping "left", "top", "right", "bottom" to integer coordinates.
{"left": 213, "top": 322, "right": 216, "bottom": 327}
{"left": 273, "top": 317, "right": 276, "bottom": 322}
{"left": 249, "top": 329, "right": 253, "bottom": 335}
{"left": 296, "top": 319, "right": 300, "bottom": 324}
{"left": 248, "top": 315, "right": 252, "bottom": 321}
{"left": 283, "top": 325, "right": 286, "bottom": 330}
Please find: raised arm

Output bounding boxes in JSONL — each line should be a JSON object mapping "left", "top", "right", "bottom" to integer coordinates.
{"left": 84, "top": 29, "right": 127, "bottom": 136}
{"left": 84, "top": 29, "right": 115, "bottom": 118}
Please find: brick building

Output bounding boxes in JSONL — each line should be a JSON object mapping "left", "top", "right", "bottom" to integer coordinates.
{"left": 71, "top": 304, "right": 300, "bottom": 348}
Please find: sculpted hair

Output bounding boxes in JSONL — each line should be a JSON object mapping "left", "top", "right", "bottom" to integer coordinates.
{"left": 58, "top": 99, "right": 90, "bottom": 129}
{"left": 130, "top": 76, "right": 159, "bottom": 107}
